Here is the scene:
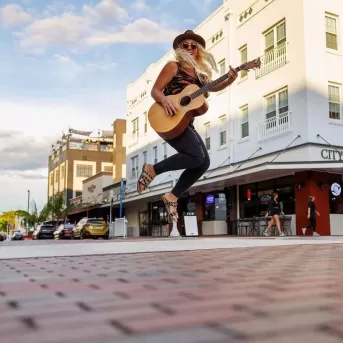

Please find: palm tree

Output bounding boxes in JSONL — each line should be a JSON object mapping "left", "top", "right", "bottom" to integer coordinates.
{"left": 47, "top": 192, "right": 66, "bottom": 221}
{"left": 16, "top": 201, "right": 50, "bottom": 229}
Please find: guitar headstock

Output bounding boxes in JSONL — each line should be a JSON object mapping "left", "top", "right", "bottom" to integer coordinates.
{"left": 240, "top": 58, "right": 261, "bottom": 71}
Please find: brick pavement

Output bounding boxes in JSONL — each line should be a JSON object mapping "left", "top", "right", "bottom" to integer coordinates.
{"left": 1, "top": 243, "right": 343, "bottom": 342}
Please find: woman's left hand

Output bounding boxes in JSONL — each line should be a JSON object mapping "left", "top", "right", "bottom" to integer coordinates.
{"left": 227, "top": 65, "right": 238, "bottom": 84}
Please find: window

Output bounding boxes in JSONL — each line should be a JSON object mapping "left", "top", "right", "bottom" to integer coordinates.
{"left": 55, "top": 169, "right": 59, "bottom": 182}
{"left": 204, "top": 123, "right": 211, "bottom": 150}
{"left": 153, "top": 146, "right": 158, "bottom": 164}
{"left": 163, "top": 143, "right": 167, "bottom": 159}
{"left": 203, "top": 192, "right": 227, "bottom": 221}
{"left": 76, "top": 164, "right": 93, "bottom": 177}
{"left": 50, "top": 174, "right": 54, "bottom": 185}
{"left": 325, "top": 14, "right": 338, "bottom": 50}
{"left": 143, "top": 112, "right": 148, "bottom": 133}
{"left": 75, "top": 191, "right": 82, "bottom": 197}
{"left": 219, "top": 116, "right": 227, "bottom": 146}
{"left": 143, "top": 151, "right": 147, "bottom": 164}
{"left": 328, "top": 83, "right": 341, "bottom": 120}
{"left": 131, "top": 156, "right": 138, "bottom": 177}
{"left": 241, "top": 106, "right": 249, "bottom": 138}
{"left": 218, "top": 59, "right": 226, "bottom": 76}
{"left": 264, "top": 20, "right": 286, "bottom": 61}
{"left": 61, "top": 166, "right": 65, "bottom": 179}
{"left": 104, "top": 166, "right": 112, "bottom": 172}
{"left": 240, "top": 45, "right": 248, "bottom": 78}
{"left": 132, "top": 117, "right": 139, "bottom": 142}
{"left": 265, "top": 88, "right": 288, "bottom": 120}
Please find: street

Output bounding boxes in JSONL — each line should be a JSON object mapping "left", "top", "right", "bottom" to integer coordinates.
{"left": 1, "top": 237, "right": 343, "bottom": 343}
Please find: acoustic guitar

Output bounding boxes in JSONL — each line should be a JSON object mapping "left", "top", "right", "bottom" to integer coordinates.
{"left": 148, "top": 58, "right": 261, "bottom": 140}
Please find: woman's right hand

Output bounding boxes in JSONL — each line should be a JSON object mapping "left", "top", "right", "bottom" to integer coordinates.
{"left": 162, "top": 97, "right": 178, "bottom": 116}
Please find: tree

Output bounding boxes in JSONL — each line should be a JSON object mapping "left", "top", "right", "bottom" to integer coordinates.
{"left": 0, "top": 211, "right": 16, "bottom": 231}
{"left": 47, "top": 192, "right": 66, "bottom": 221}
{"left": 16, "top": 200, "right": 50, "bottom": 229}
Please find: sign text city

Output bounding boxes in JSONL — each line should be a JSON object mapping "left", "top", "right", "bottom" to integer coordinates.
{"left": 321, "top": 149, "right": 343, "bottom": 161}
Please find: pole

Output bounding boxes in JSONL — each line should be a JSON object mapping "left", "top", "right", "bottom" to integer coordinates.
{"left": 109, "top": 198, "right": 113, "bottom": 223}
{"left": 27, "top": 190, "right": 30, "bottom": 234}
{"left": 119, "top": 178, "right": 124, "bottom": 218}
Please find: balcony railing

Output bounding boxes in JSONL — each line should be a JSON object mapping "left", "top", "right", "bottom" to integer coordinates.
{"left": 258, "top": 111, "right": 291, "bottom": 141}
{"left": 255, "top": 42, "right": 287, "bottom": 79}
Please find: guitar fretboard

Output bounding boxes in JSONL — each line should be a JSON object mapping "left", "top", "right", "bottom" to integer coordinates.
{"left": 191, "top": 66, "right": 242, "bottom": 99}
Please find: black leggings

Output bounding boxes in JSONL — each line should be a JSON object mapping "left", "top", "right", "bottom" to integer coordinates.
{"left": 153, "top": 126, "right": 210, "bottom": 198}
{"left": 306, "top": 216, "right": 316, "bottom": 232}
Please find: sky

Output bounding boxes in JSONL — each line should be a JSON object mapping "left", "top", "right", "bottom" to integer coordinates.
{"left": 0, "top": 0, "right": 222, "bottom": 213}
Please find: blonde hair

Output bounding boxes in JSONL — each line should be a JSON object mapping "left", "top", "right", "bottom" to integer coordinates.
{"left": 174, "top": 43, "right": 218, "bottom": 84}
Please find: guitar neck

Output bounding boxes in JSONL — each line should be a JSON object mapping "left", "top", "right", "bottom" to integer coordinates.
{"left": 191, "top": 66, "right": 242, "bottom": 99}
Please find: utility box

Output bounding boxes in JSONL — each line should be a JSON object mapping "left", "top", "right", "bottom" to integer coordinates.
{"left": 112, "top": 217, "right": 128, "bottom": 238}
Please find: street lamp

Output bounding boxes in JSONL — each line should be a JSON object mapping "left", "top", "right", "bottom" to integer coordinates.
{"left": 27, "top": 190, "right": 30, "bottom": 233}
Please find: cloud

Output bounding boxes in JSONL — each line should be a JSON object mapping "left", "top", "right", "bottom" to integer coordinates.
{"left": 54, "top": 54, "right": 75, "bottom": 64}
{"left": 83, "top": 0, "right": 129, "bottom": 24}
{"left": 184, "top": 18, "right": 196, "bottom": 25}
{"left": 17, "top": 12, "right": 91, "bottom": 51}
{"left": 132, "top": 0, "right": 149, "bottom": 11}
{"left": 43, "top": 1, "right": 76, "bottom": 17}
{"left": 0, "top": 130, "right": 54, "bottom": 172}
{"left": 13, "top": 0, "right": 176, "bottom": 53}
{"left": 85, "top": 18, "right": 178, "bottom": 46}
{"left": 1, "top": 169, "right": 48, "bottom": 180}
{"left": 0, "top": 174, "right": 48, "bottom": 212}
{"left": 0, "top": 4, "right": 33, "bottom": 27}
{"left": 53, "top": 54, "right": 116, "bottom": 71}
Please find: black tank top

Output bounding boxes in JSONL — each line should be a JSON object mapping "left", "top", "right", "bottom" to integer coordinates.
{"left": 163, "top": 62, "right": 203, "bottom": 96}
{"left": 163, "top": 63, "right": 205, "bottom": 128}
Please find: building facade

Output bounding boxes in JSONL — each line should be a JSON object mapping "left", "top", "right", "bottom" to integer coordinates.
{"left": 123, "top": 0, "right": 343, "bottom": 236}
{"left": 48, "top": 119, "right": 126, "bottom": 208}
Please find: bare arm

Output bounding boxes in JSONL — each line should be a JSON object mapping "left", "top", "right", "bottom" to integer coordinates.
{"left": 307, "top": 207, "right": 311, "bottom": 217}
{"left": 150, "top": 61, "right": 178, "bottom": 104}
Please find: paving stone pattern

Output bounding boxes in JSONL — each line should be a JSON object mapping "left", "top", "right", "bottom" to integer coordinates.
{"left": 1, "top": 244, "right": 343, "bottom": 343}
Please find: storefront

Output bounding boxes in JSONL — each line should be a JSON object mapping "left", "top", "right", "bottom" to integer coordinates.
{"left": 237, "top": 172, "right": 343, "bottom": 236}
{"left": 239, "top": 175, "right": 295, "bottom": 218}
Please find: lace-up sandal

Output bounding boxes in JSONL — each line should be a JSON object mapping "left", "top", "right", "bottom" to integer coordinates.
{"left": 161, "top": 195, "right": 179, "bottom": 222}
{"left": 137, "top": 164, "right": 154, "bottom": 194}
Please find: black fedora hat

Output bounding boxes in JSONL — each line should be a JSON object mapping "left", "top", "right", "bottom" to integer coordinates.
{"left": 173, "top": 30, "right": 206, "bottom": 50}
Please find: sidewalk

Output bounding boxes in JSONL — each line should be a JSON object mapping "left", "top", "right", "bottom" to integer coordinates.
{"left": 1, "top": 239, "right": 343, "bottom": 342}
{"left": 2, "top": 236, "right": 343, "bottom": 259}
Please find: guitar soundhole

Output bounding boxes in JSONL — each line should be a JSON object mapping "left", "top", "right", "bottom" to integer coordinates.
{"left": 180, "top": 96, "right": 192, "bottom": 107}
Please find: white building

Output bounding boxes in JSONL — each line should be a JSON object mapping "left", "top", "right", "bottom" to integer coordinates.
{"left": 123, "top": 0, "right": 343, "bottom": 237}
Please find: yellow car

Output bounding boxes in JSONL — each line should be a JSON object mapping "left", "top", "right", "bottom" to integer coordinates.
{"left": 71, "top": 217, "right": 109, "bottom": 240}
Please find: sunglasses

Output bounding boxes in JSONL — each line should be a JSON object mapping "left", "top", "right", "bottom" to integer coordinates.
{"left": 181, "top": 42, "right": 197, "bottom": 50}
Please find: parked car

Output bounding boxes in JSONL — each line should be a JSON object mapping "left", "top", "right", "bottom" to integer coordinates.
{"left": 54, "top": 224, "right": 75, "bottom": 240}
{"left": 32, "top": 224, "right": 56, "bottom": 239}
{"left": 12, "top": 231, "right": 24, "bottom": 240}
{"left": 72, "top": 218, "right": 108, "bottom": 239}
{"left": 0, "top": 232, "right": 5, "bottom": 241}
